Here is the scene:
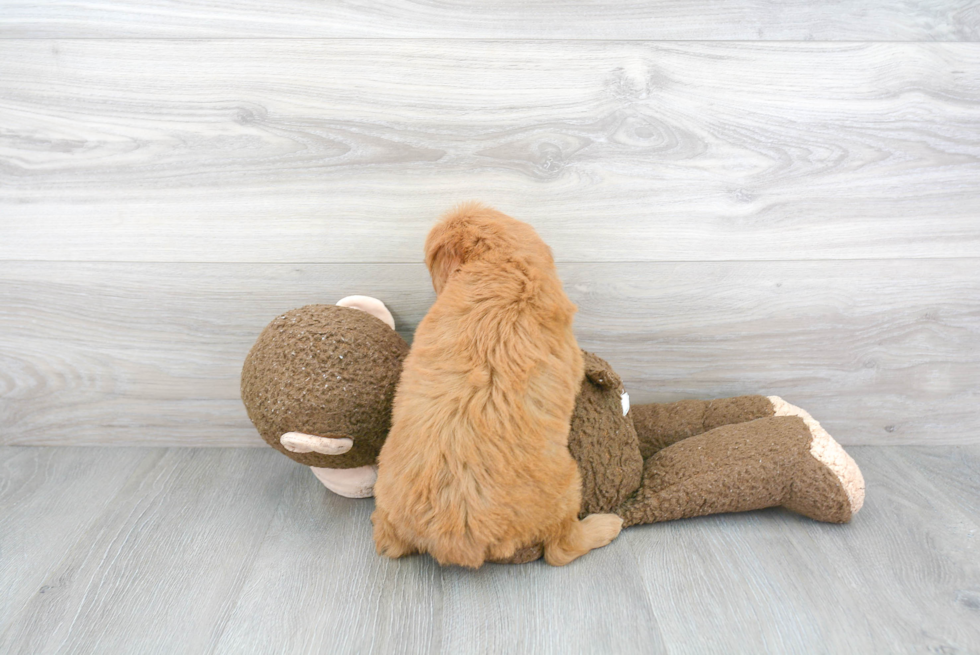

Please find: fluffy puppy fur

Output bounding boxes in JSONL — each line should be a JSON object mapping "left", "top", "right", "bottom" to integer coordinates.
{"left": 372, "top": 203, "right": 623, "bottom": 568}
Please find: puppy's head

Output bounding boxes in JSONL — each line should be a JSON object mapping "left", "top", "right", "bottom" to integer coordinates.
{"left": 424, "top": 202, "right": 552, "bottom": 294}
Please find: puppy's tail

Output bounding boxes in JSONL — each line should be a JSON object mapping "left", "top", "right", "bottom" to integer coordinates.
{"left": 543, "top": 513, "right": 623, "bottom": 566}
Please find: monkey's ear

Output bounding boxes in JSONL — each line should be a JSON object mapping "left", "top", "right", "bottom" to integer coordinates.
{"left": 583, "top": 351, "right": 623, "bottom": 391}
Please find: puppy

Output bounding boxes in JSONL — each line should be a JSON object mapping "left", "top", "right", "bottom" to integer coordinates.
{"left": 372, "top": 203, "right": 623, "bottom": 568}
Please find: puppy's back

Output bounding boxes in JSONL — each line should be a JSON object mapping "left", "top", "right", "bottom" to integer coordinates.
{"left": 372, "top": 205, "right": 620, "bottom": 567}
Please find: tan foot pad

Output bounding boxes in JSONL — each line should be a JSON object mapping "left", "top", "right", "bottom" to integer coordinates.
{"left": 310, "top": 465, "right": 378, "bottom": 498}
{"left": 768, "top": 396, "right": 865, "bottom": 515}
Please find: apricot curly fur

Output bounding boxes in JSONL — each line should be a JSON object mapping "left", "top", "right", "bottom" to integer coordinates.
{"left": 372, "top": 203, "right": 622, "bottom": 568}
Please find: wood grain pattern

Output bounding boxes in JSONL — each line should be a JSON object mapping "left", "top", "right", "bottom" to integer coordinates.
{"left": 628, "top": 445, "right": 980, "bottom": 653}
{"left": 213, "top": 457, "right": 662, "bottom": 655}
{"left": 2, "top": 41, "right": 979, "bottom": 262}
{"left": 212, "top": 461, "right": 442, "bottom": 654}
{"left": 0, "top": 447, "right": 149, "bottom": 638}
{"left": 0, "top": 447, "right": 296, "bottom": 654}
{"left": 1, "top": 446, "right": 978, "bottom": 653}
{"left": 565, "top": 260, "right": 980, "bottom": 446}
{"left": 1, "top": 1, "right": 978, "bottom": 40}
{"left": 1, "top": 259, "right": 976, "bottom": 447}
{"left": 898, "top": 444, "right": 980, "bottom": 518}
{"left": 435, "top": 540, "right": 663, "bottom": 654}
{"left": 0, "top": 262, "right": 434, "bottom": 447}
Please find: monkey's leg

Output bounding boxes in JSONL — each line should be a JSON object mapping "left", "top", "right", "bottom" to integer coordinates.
{"left": 631, "top": 395, "right": 777, "bottom": 458}
{"left": 616, "top": 413, "right": 864, "bottom": 528}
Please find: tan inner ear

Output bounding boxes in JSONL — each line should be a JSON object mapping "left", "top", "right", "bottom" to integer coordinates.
{"left": 280, "top": 432, "right": 353, "bottom": 455}
{"left": 336, "top": 295, "right": 395, "bottom": 330}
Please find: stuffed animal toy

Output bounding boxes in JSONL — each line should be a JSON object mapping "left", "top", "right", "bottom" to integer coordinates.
{"left": 241, "top": 296, "right": 407, "bottom": 498}
{"left": 241, "top": 297, "right": 865, "bottom": 563}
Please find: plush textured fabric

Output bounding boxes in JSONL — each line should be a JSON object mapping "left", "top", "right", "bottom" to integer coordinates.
{"left": 616, "top": 415, "right": 853, "bottom": 527}
{"left": 241, "top": 307, "right": 857, "bottom": 553}
{"left": 631, "top": 395, "right": 775, "bottom": 459}
{"left": 494, "top": 543, "right": 545, "bottom": 565}
{"left": 568, "top": 352, "right": 643, "bottom": 517}
{"left": 241, "top": 305, "right": 409, "bottom": 468}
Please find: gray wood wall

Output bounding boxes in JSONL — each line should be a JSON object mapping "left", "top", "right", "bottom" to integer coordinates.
{"left": 1, "top": 3, "right": 978, "bottom": 446}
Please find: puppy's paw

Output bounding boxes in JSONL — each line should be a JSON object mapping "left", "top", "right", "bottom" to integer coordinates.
{"left": 372, "top": 511, "right": 414, "bottom": 559}
{"left": 376, "top": 541, "right": 413, "bottom": 559}
{"left": 580, "top": 513, "right": 624, "bottom": 548}
{"left": 374, "top": 533, "right": 414, "bottom": 559}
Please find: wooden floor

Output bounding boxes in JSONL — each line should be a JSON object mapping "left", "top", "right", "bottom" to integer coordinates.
{"left": 1, "top": 445, "right": 978, "bottom": 654}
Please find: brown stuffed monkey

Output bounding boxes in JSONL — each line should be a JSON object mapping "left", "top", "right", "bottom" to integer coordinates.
{"left": 241, "top": 298, "right": 864, "bottom": 563}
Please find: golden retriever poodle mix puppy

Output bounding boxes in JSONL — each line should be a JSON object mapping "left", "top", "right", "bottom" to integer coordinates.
{"left": 371, "top": 203, "right": 623, "bottom": 568}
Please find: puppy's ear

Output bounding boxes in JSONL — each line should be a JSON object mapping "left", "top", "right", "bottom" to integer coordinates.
{"left": 424, "top": 221, "right": 462, "bottom": 295}
{"left": 425, "top": 202, "right": 493, "bottom": 293}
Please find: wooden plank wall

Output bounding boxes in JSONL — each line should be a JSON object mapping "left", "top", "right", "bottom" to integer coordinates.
{"left": 1, "top": 4, "right": 978, "bottom": 446}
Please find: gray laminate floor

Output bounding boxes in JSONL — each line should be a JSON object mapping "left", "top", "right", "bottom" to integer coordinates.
{"left": 1, "top": 445, "right": 978, "bottom": 654}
